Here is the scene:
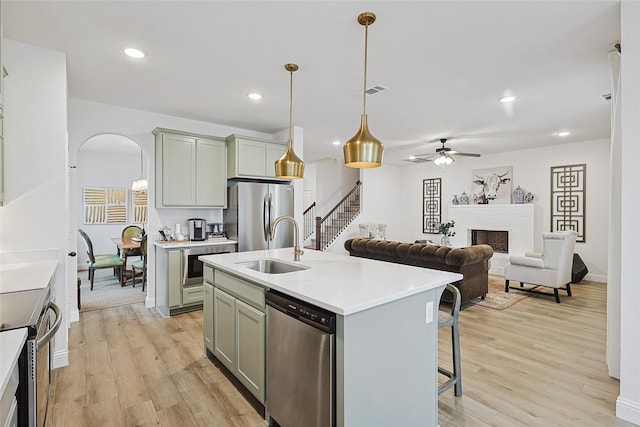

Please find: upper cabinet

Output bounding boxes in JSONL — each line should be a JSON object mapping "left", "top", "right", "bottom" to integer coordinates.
{"left": 226, "top": 134, "right": 288, "bottom": 180}
{"left": 154, "top": 128, "right": 227, "bottom": 208}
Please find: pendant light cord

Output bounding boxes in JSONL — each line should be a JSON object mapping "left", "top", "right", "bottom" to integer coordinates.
{"left": 289, "top": 68, "right": 293, "bottom": 144}
{"left": 363, "top": 22, "right": 369, "bottom": 115}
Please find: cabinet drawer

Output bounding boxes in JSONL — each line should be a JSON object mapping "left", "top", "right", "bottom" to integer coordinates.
{"left": 204, "top": 265, "right": 214, "bottom": 284}
{"left": 214, "top": 270, "right": 265, "bottom": 310}
{"left": 183, "top": 285, "right": 204, "bottom": 305}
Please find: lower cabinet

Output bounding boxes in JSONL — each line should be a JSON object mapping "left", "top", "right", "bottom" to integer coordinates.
{"left": 206, "top": 269, "right": 266, "bottom": 404}
{"left": 203, "top": 282, "right": 214, "bottom": 353}
{"left": 156, "top": 248, "right": 204, "bottom": 317}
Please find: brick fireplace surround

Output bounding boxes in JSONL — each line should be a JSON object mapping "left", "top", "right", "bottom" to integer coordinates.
{"left": 448, "top": 204, "right": 542, "bottom": 274}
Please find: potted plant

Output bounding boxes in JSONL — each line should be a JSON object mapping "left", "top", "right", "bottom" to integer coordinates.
{"left": 434, "top": 220, "right": 456, "bottom": 246}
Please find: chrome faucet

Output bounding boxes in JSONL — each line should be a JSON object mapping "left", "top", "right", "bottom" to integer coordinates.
{"left": 271, "top": 215, "right": 304, "bottom": 261}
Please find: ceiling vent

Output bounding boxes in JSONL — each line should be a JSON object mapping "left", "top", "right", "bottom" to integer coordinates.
{"left": 600, "top": 93, "right": 612, "bottom": 102}
{"left": 365, "top": 85, "right": 388, "bottom": 95}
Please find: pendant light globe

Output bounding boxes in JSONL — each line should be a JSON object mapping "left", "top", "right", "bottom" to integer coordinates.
{"left": 344, "top": 11, "right": 383, "bottom": 168}
{"left": 275, "top": 63, "right": 305, "bottom": 179}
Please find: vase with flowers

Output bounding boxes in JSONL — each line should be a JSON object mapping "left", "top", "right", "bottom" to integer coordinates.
{"left": 434, "top": 220, "right": 456, "bottom": 246}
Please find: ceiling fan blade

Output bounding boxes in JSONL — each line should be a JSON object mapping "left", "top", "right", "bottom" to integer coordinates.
{"left": 450, "top": 151, "right": 481, "bottom": 157}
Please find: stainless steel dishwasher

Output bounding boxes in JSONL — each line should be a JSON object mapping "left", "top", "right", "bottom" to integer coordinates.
{"left": 266, "top": 290, "right": 336, "bottom": 427}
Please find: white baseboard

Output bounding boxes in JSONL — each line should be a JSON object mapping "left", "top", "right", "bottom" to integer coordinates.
{"left": 145, "top": 295, "right": 155, "bottom": 309}
{"left": 53, "top": 350, "right": 69, "bottom": 369}
{"left": 617, "top": 396, "right": 640, "bottom": 425}
{"left": 584, "top": 273, "right": 607, "bottom": 283}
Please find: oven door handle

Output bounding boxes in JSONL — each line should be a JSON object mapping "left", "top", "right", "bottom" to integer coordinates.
{"left": 37, "top": 301, "right": 62, "bottom": 350}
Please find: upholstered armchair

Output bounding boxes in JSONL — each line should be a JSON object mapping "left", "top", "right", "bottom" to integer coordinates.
{"left": 504, "top": 230, "right": 578, "bottom": 303}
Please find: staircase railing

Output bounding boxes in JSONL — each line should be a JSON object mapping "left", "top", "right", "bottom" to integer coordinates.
{"left": 315, "top": 180, "right": 362, "bottom": 251}
{"left": 303, "top": 202, "right": 316, "bottom": 241}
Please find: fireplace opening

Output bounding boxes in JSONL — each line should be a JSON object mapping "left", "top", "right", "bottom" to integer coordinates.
{"left": 472, "top": 230, "right": 509, "bottom": 253}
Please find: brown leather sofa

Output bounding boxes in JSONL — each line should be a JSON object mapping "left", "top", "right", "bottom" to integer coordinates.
{"left": 344, "top": 238, "right": 494, "bottom": 303}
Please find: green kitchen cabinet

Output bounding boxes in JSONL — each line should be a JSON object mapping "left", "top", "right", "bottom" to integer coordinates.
{"left": 167, "top": 250, "right": 183, "bottom": 308}
{"left": 208, "top": 269, "right": 266, "bottom": 403}
{"left": 213, "top": 287, "right": 236, "bottom": 372}
{"left": 226, "top": 134, "right": 287, "bottom": 180}
{"left": 203, "top": 281, "right": 214, "bottom": 354}
{"left": 154, "top": 128, "right": 226, "bottom": 208}
{"left": 235, "top": 299, "right": 265, "bottom": 402}
{"left": 156, "top": 246, "right": 204, "bottom": 317}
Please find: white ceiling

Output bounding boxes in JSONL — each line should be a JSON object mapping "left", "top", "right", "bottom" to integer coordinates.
{"left": 3, "top": 1, "right": 620, "bottom": 166}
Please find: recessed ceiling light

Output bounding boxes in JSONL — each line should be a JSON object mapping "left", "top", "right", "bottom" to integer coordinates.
{"left": 499, "top": 95, "right": 516, "bottom": 103}
{"left": 123, "top": 47, "right": 145, "bottom": 59}
{"left": 332, "top": 140, "right": 341, "bottom": 146}
{"left": 409, "top": 155, "right": 416, "bottom": 160}
{"left": 556, "top": 131, "right": 571, "bottom": 137}
{"left": 248, "top": 93, "right": 262, "bottom": 101}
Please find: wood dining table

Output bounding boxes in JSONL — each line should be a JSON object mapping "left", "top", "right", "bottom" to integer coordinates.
{"left": 111, "top": 237, "right": 142, "bottom": 284}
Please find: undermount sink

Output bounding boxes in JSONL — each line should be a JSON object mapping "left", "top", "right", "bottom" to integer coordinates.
{"left": 235, "top": 259, "right": 310, "bottom": 274}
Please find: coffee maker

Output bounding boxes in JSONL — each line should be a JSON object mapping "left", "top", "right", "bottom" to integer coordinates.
{"left": 188, "top": 218, "right": 206, "bottom": 241}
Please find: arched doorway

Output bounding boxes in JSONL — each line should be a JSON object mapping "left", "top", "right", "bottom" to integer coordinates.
{"left": 75, "top": 133, "right": 148, "bottom": 312}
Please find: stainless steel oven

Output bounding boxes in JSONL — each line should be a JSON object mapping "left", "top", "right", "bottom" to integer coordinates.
{"left": 182, "top": 245, "right": 236, "bottom": 287}
{"left": 1, "top": 286, "right": 61, "bottom": 427}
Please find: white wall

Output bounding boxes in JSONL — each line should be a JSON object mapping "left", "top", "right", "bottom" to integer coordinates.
{"left": 617, "top": 1, "right": 640, "bottom": 423}
{"left": 311, "top": 158, "right": 359, "bottom": 216}
{"left": 0, "top": 40, "right": 69, "bottom": 367}
{"left": 329, "top": 138, "right": 610, "bottom": 281}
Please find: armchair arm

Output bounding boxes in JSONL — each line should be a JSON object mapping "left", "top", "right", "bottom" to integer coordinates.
{"left": 524, "top": 251, "right": 543, "bottom": 259}
{"left": 509, "top": 254, "right": 545, "bottom": 268}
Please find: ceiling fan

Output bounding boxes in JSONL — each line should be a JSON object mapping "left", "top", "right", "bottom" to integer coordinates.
{"left": 409, "top": 138, "right": 481, "bottom": 165}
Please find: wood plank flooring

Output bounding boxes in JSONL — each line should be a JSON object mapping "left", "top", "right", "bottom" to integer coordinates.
{"left": 49, "top": 279, "right": 634, "bottom": 426}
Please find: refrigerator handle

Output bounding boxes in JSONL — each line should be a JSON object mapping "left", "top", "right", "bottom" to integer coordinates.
{"left": 267, "top": 193, "right": 273, "bottom": 239}
{"left": 263, "top": 193, "right": 269, "bottom": 241}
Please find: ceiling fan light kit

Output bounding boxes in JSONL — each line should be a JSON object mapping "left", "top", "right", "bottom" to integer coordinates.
{"left": 408, "top": 138, "right": 481, "bottom": 165}
{"left": 343, "top": 11, "right": 384, "bottom": 169}
{"left": 275, "top": 63, "right": 305, "bottom": 179}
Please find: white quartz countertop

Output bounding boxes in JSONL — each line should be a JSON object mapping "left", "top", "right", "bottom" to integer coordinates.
{"left": 154, "top": 239, "right": 237, "bottom": 250}
{"left": 0, "top": 328, "right": 27, "bottom": 398}
{"left": 199, "top": 248, "right": 462, "bottom": 315}
{"left": 0, "top": 260, "right": 58, "bottom": 293}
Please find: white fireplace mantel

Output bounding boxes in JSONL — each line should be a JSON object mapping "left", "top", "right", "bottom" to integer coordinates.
{"left": 448, "top": 204, "right": 542, "bottom": 274}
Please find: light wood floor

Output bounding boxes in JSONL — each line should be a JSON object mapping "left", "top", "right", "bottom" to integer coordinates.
{"left": 49, "top": 279, "right": 633, "bottom": 426}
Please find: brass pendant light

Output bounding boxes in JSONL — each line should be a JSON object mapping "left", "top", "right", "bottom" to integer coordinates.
{"left": 275, "top": 63, "right": 305, "bottom": 179}
{"left": 343, "top": 12, "right": 384, "bottom": 168}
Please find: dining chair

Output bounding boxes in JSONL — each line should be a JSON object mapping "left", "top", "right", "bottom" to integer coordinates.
{"left": 131, "top": 235, "right": 148, "bottom": 291}
{"left": 121, "top": 225, "right": 143, "bottom": 259}
{"left": 79, "top": 229, "right": 123, "bottom": 290}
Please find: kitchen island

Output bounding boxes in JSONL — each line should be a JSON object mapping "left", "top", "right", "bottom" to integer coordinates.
{"left": 200, "top": 247, "right": 462, "bottom": 427}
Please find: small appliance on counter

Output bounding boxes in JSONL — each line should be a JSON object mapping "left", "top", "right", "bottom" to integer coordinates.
{"left": 206, "top": 223, "right": 227, "bottom": 240}
{"left": 188, "top": 218, "right": 206, "bottom": 241}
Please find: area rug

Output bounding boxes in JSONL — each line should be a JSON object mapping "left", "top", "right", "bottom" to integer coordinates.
{"left": 79, "top": 269, "right": 146, "bottom": 312}
{"left": 462, "top": 275, "right": 530, "bottom": 310}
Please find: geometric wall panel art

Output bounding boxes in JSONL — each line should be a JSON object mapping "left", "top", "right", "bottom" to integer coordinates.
{"left": 550, "top": 164, "right": 585, "bottom": 242}
{"left": 423, "top": 178, "right": 442, "bottom": 233}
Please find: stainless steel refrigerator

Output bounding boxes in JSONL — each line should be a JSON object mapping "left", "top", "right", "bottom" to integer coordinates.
{"left": 225, "top": 181, "right": 294, "bottom": 252}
